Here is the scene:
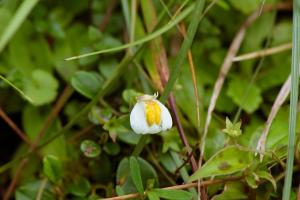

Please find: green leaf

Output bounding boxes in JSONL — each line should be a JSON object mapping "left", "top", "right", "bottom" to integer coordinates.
{"left": 65, "top": 4, "right": 194, "bottom": 60}
{"left": 227, "top": 0, "right": 261, "bottom": 14}
{"left": 15, "top": 180, "right": 55, "bottom": 200}
{"left": 148, "top": 191, "right": 160, "bottom": 200}
{"left": 116, "top": 157, "right": 158, "bottom": 195}
{"left": 22, "top": 105, "right": 66, "bottom": 158}
{"left": 189, "top": 146, "right": 252, "bottom": 182}
{"left": 71, "top": 71, "right": 103, "bottom": 99}
{"left": 88, "top": 106, "right": 112, "bottom": 125}
{"left": 265, "top": 106, "right": 297, "bottom": 151}
{"left": 0, "top": 74, "right": 33, "bottom": 103}
{"left": 103, "top": 142, "right": 120, "bottom": 156}
{"left": 222, "top": 117, "right": 242, "bottom": 137}
{"left": 24, "top": 69, "right": 59, "bottom": 106}
{"left": 43, "top": 155, "right": 64, "bottom": 183}
{"left": 122, "top": 89, "right": 140, "bottom": 105}
{"left": 161, "top": 128, "right": 182, "bottom": 153}
{"left": 129, "top": 156, "right": 144, "bottom": 195}
{"left": 152, "top": 189, "right": 193, "bottom": 200}
{"left": 103, "top": 115, "right": 142, "bottom": 144}
{"left": 256, "top": 170, "right": 277, "bottom": 190}
{"left": 80, "top": 140, "right": 101, "bottom": 158}
{"left": 212, "top": 182, "right": 247, "bottom": 200}
{"left": 227, "top": 77, "right": 262, "bottom": 113}
{"left": 245, "top": 173, "right": 258, "bottom": 189}
{"left": 67, "top": 177, "right": 91, "bottom": 197}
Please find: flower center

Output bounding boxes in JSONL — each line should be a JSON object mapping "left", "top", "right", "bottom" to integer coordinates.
{"left": 144, "top": 100, "right": 161, "bottom": 126}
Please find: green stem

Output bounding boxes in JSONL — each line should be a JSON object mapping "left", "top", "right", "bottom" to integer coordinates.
{"left": 132, "top": 135, "right": 149, "bottom": 156}
{"left": 282, "top": 1, "right": 300, "bottom": 199}
{"left": 159, "top": 0, "right": 205, "bottom": 103}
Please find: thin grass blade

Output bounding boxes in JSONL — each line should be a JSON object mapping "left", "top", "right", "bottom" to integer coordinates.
{"left": 282, "top": 1, "right": 300, "bottom": 199}
{"left": 0, "top": 0, "right": 39, "bottom": 53}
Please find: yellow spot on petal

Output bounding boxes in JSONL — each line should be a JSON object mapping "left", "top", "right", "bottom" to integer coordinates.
{"left": 144, "top": 100, "right": 161, "bottom": 126}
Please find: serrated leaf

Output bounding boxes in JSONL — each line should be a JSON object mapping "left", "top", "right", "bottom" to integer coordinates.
{"left": 130, "top": 156, "right": 144, "bottom": 195}
{"left": 222, "top": 117, "right": 242, "bottom": 137}
{"left": 227, "top": 77, "right": 262, "bottom": 113}
{"left": 43, "top": 155, "right": 64, "bottom": 183}
{"left": 189, "top": 146, "right": 252, "bottom": 182}
{"left": 80, "top": 140, "right": 101, "bottom": 158}
{"left": 152, "top": 189, "right": 193, "bottom": 200}
{"left": 71, "top": 71, "right": 103, "bottom": 99}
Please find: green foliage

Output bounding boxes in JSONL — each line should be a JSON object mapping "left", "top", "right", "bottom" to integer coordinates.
{"left": 67, "top": 177, "right": 91, "bottom": 197}
{"left": 129, "top": 156, "right": 144, "bottom": 195}
{"left": 0, "top": 0, "right": 295, "bottom": 199}
{"left": 80, "top": 140, "right": 101, "bottom": 158}
{"left": 149, "top": 189, "right": 193, "bottom": 200}
{"left": 43, "top": 155, "right": 64, "bottom": 183}
{"left": 189, "top": 146, "right": 252, "bottom": 181}
{"left": 222, "top": 117, "right": 242, "bottom": 137}
{"left": 227, "top": 0, "right": 261, "bottom": 14}
{"left": 15, "top": 180, "right": 55, "bottom": 200}
{"left": 71, "top": 71, "right": 104, "bottom": 99}
{"left": 212, "top": 182, "right": 248, "bottom": 200}
{"left": 116, "top": 157, "right": 158, "bottom": 195}
{"left": 24, "top": 69, "right": 59, "bottom": 105}
{"left": 227, "top": 77, "right": 262, "bottom": 113}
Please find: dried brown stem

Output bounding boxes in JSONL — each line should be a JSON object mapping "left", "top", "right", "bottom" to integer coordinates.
{"left": 200, "top": 2, "right": 292, "bottom": 167}
{"left": 3, "top": 158, "right": 28, "bottom": 200}
{"left": 141, "top": 0, "right": 198, "bottom": 172}
{"left": 201, "top": 7, "right": 259, "bottom": 168}
{"left": 102, "top": 176, "right": 242, "bottom": 200}
{"left": 233, "top": 43, "right": 292, "bottom": 62}
{"left": 99, "top": 0, "right": 117, "bottom": 32}
{"left": 31, "top": 86, "right": 73, "bottom": 149}
{"left": 256, "top": 76, "right": 291, "bottom": 160}
{"left": 0, "top": 107, "right": 32, "bottom": 146}
{"left": 3, "top": 3, "right": 121, "bottom": 197}
{"left": 3, "top": 86, "right": 73, "bottom": 200}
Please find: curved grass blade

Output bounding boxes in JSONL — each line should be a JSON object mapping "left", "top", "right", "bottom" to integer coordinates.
{"left": 65, "top": 4, "right": 194, "bottom": 61}
{"left": 159, "top": 0, "right": 206, "bottom": 102}
{"left": 0, "top": 0, "right": 39, "bottom": 53}
{"left": 0, "top": 74, "right": 33, "bottom": 103}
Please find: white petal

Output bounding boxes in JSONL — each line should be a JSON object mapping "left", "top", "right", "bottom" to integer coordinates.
{"left": 130, "top": 102, "right": 148, "bottom": 134}
{"left": 130, "top": 100, "right": 173, "bottom": 134}
{"left": 129, "top": 102, "right": 160, "bottom": 134}
{"left": 155, "top": 100, "right": 172, "bottom": 131}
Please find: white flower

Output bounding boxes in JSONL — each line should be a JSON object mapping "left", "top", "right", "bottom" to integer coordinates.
{"left": 130, "top": 93, "right": 172, "bottom": 134}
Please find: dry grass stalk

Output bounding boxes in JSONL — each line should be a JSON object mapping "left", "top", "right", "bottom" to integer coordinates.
{"left": 201, "top": 10, "right": 260, "bottom": 166}
{"left": 256, "top": 75, "right": 294, "bottom": 160}
{"left": 233, "top": 43, "right": 292, "bottom": 62}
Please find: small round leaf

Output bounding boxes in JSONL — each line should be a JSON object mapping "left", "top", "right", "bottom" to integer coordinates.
{"left": 80, "top": 140, "right": 101, "bottom": 158}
